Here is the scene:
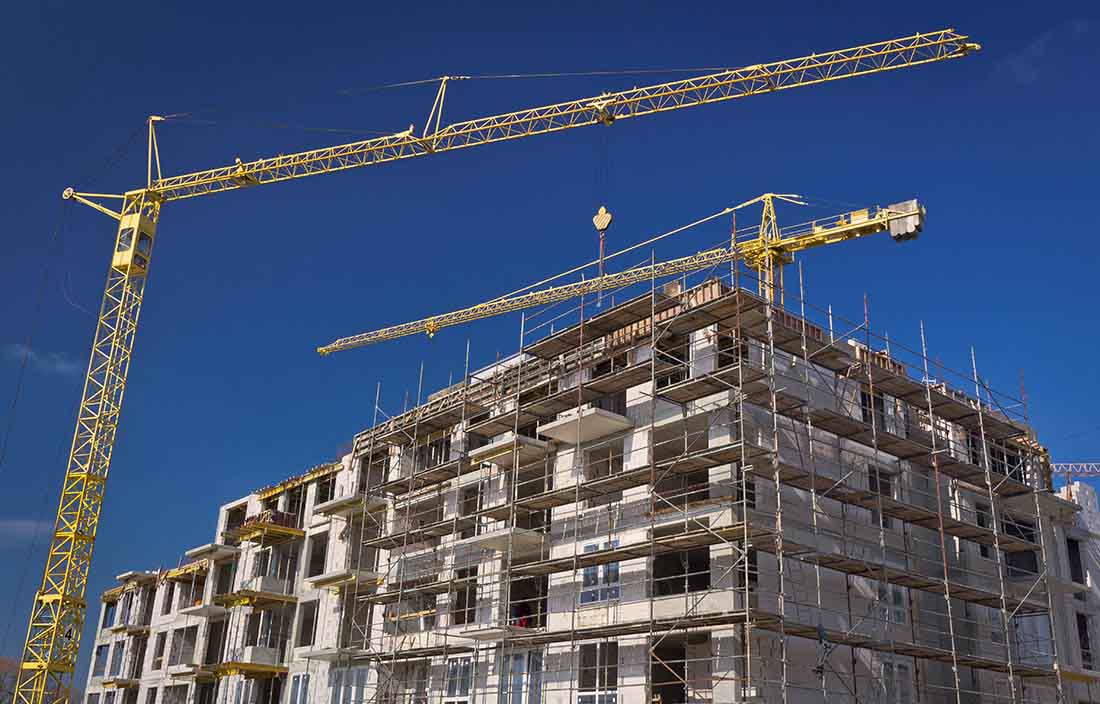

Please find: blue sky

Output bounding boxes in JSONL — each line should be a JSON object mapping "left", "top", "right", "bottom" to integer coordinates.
{"left": 1, "top": 0, "right": 1097, "bottom": 684}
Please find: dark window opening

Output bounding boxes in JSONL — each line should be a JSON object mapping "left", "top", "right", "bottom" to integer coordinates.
{"left": 860, "top": 389, "right": 887, "bottom": 430}
{"left": 1069, "top": 538, "right": 1086, "bottom": 584}
{"left": 452, "top": 567, "right": 478, "bottom": 625}
{"left": 653, "top": 548, "right": 711, "bottom": 596}
{"left": 151, "top": 632, "right": 166, "bottom": 670}
{"left": 161, "top": 582, "right": 175, "bottom": 615}
{"left": 738, "top": 549, "right": 759, "bottom": 589}
{"left": 593, "top": 390, "right": 627, "bottom": 416}
{"left": 93, "top": 644, "right": 109, "bottom": 677}
{"left": 415, "top": 434, "right": 452, "bottom": 470}
{"left": 508, "top": 574, "right": 547, "bottom": 629}
{"left": 1078, "top": 613, "right": 1094, "bottom": 670}
{"left": 315, "top": 475, "right": 334, "bottom": 506}
{"left": 579, "top": 642, "right": 618, "bottom": 704}
{"left": 585, "top": 441, "right": 624, "bottom": 508}
{"left": 297, "top": 601, "right": 319, "bottom": 647}
{"left": 214, "top": 560, "right": 235, "bottom": 596}
{"left": 359, "top": 453, "right": 387, "bottom": 493}
{"left": 651, "top": 642, "right": 686, "bottom": 704}
{"left": 975, "top": 502, "right": 992, "bottom": 559}
{"left": 459, "top": 482, "right": 486, "bottom": 539}
{"left": 1004, "top": 517, "right": 1039, "bottom": 577}
{"left": 868, "top": 467, "right": 894, "bottom": 531}
{"left": 204, "top": 620, "right": 226, "bottom": 665}
{"left": 225, "top": 505, "right": 247, "bottom": 532}
{"left": 102, "top": 601, "right": 117, "bottom": 629}
{"left": 307, "top": 533, "right": 328, "bottom": 578}
{"left": 716, "top": 329, "right": 749, "bottom": 369}
{"left": 285, "top": 486, "right": 306, "bottom": 529}
{"left": 592, "top": 354, "right": 628, "bottom": 380}
{"left": 656, "top": 337, "right": 689, "bottom": 389}
{"left": 195, "top": 682, "right": 218, "bottom": 704}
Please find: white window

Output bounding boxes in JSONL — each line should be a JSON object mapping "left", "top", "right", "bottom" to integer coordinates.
{"left": 500, "top": 651, "right": 543, "bottom": 704}
{"left": 877, "top": 582, "right": 907, "bottom": 625}
{"left": 92, "top": 645, "right": 109, "bottom": 677}
{"left": 234, "top": 680, "right": 254, "bottom": 704}
{"left": 444, "top": 656, "right": 472, "bottom": 704}
{"left": 580, "top": 543, "right": 620, "bottom": 605}
{"left": 290, "top": 674, "right": 310, "bottom": 704}
{"left": 87, "top": 695, "right": 101, "bottom": 704}
{"left": 578, "top": 642, "right": 617, "bottom": 704}
{"left": 330, "top": 667, "right": 370, "bottom": 704}
{"left": 880, "top": 660, "right": 912, "bottom": 703}
{"left": 109, "top": 641, "right": 125, "bottom": 677}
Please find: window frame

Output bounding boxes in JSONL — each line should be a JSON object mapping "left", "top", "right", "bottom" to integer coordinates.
{"left": 444, "top": 656, "right": 473, "bottom": 704}
{"left": 290, "top": 673, "right": 311, "bottom": 704}
{"left": 578, "top": 642, "right": 618, "bottom": 704}
{"left": 580, "top": 542, "right": 620, "bottom": 605}
{"left": 297, "top": 600, "right": 320, "bottom": 647}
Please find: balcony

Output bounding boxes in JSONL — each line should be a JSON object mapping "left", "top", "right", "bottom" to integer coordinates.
{"left": 167, "top": 662, "right": 215, "bottom": 682}
{"left": 536, "top": 407, "right": 633, "bottom": 446}
{"left": 185, "top": 543, "right": 239, "bottom": 560}
{"left": 298, "top": 646, "right": 369, "bottom": 662}
{"left": 100, "top": 675, "right": 140, "bottom": 690}
{"left": 211, "top": 646, "right": 288, "bottom": 679}
{"left": 314, "top": 493, "right": 387, "bottom": 519}
{"left": 106, "top": 619, "right": 150, "bottom": 636}
{"left": 213, "top": 575, "right": 297, "bottom": 609}
{"left": 223, "top": 510, "right": 305, "bottom": 545}
{"left": 179, "top": 602, "right": 229, "bottom": 618}
{"left": 305, "top": 568, "right": 383, "bottom": 592}
{"left": 114, "top": 570, "right": 158, "bottom": 584}
{"left": 468, "top": 433, "right": 549, "bottom": 470}
{"left": 455, "top": 525, "right": 548, "bottom": 555}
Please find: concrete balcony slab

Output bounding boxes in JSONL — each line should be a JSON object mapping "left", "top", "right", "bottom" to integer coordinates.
{"left": 455, "top": 526, "right": 547, "bottom": 555}
{"left": 298, "top": 646, "right": 370, "bottom": 662}
{"left": 314, "top": 493, "right": 387, "bottom": 518}
{"left": 305, "top": 568, "right": 383, "bottom": 592}
{"left": 179, "top": 603, "right": 229, "bottom": 618}
{"left": 184, "top": 543, "right": 239, "bottom": 560}
{"left": 468, "top": 433, "right": 549, "bottom": 470}
{"left": 537, "top": 407, "right": 633, "bottom": 445}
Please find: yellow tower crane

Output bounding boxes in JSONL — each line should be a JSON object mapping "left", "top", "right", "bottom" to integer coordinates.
{"left": 316, "top": 194, "right": 925, "bottom": 352}
{"left": 17, "top": 29, "right": 977, "bottom": 704}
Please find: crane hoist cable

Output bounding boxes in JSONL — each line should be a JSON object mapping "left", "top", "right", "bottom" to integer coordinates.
{"left": 18, "top": 28, "right": 975, "bottom": 704}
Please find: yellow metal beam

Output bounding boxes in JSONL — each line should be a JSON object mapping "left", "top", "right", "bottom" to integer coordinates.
{"left": 145, "top": 29, "right": 976, "bottom": 202}
{"left": 317, "top": 199, "right": 924, "bottom": 353}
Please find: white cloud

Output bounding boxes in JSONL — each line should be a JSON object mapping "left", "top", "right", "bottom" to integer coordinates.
{"left": 1000, "top": 19, "right": 1091, "bottom": 85}
{"left": 0, "top": 519, "right": 53, "bottom": 545}
{"left": 3, "top": 343, "right": 82, "bottom": 378}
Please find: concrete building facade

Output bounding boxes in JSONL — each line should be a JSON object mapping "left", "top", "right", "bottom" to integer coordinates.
{"left": 81, "top": 277, "right": 1100, "bottom": 704}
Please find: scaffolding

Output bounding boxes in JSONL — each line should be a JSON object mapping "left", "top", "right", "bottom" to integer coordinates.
{"left": 310, "top": 254, "right": 1071, "bottom": 704}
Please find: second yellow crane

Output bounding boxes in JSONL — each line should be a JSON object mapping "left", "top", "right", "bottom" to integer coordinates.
{"left": 317, "top": 194, "right": 925, "bottom": 353}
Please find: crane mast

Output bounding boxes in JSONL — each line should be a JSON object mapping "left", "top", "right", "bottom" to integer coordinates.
{"left": 17, "top": 29, "right": 976, "bottom": 704}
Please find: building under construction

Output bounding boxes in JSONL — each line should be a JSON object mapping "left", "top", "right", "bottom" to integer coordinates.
{"left": 80, "top": 262, "right": 1100, "bottom": 704}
